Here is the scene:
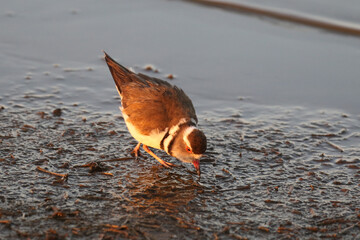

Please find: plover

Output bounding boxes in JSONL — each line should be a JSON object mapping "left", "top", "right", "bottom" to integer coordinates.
{"left": 104, "top": 52, "right": 206, "bottom": 175}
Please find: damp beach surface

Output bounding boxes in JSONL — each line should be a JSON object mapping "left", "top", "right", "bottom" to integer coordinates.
{"left": 1, "top": 0, "right": 360, "bottom": 239}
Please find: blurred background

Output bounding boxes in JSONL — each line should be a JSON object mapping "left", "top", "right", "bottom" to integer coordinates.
{"left": 1, "top": 0, "right": 360, "bottom": 114}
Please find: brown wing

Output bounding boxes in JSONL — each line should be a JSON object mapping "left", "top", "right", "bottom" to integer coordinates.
{"left": 104, "top": 52, "right": 197, "bottom": 134}
{"left": 121, "top": 74, "right": 198, "bottom": 134}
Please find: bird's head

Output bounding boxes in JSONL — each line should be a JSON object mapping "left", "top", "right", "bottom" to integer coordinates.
{"left": 171, "top": 126, "right": 207, "bottom": 175}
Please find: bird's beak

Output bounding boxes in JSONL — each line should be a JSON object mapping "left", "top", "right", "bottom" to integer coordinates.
{"left": 192, "top": 159, "right": 201, "bottom": 176}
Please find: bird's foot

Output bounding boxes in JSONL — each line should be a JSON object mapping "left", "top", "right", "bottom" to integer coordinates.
{"left": 142, "top": 145, "right": 175, "bottom": 168}
{"left": 131, "top": 142, "right": 142, "bottom": 160}
{"left": 161, "top": 160, "right": 176, "bottom": 168}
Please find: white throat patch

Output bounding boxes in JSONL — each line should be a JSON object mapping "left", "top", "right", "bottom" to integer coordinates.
{"left": 164, "top": 118, "right": 195, "bottom": 155}
{"left": 163, "top": 118, "right": 188, "bottom": 154}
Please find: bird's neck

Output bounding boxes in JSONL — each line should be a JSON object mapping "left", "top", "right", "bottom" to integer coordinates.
{"left": 160, "top": 118, "right": 197, "bottom": 156}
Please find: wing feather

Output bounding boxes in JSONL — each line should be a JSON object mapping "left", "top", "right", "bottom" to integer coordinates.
{"left": 104, "top": 52, "right": 197, "bottom": 135}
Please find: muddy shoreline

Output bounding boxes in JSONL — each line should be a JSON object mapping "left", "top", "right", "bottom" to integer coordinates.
{"left": 1, "top": 0, "right": 360, "bottom": 239}
{"left": 1, "top": 101, "right": 359, "bottom": 239}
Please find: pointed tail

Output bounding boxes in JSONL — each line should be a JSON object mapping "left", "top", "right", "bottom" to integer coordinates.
{"left": 103, "top": 51, "right": 133, "bottom": 95}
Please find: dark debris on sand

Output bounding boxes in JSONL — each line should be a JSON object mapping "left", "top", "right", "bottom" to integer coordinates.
{"left": 0, "top": 103, "right": 360, "bottom": 239}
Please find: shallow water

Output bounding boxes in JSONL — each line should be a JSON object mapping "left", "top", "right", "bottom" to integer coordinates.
{"left": 1, "top": 0, "right": 360, "bottom": 114}
{"left": 1, "top": 0, "right": 360, "bottom": 239}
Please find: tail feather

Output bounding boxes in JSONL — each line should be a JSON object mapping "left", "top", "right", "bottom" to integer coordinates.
{"left": 103, "top": 51, "right": 132, "bottom": 94}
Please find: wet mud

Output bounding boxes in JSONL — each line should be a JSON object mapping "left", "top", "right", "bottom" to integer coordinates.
{"left": 1, "top": 94, "right": 359, "bottom": 239}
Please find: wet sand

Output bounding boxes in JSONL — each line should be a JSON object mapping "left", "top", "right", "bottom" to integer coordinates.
{"left": 1, "top": 100, "right": 360, "bottom": 239}
{"left": 1, "top": 0, "right": 360, "bottom": 239}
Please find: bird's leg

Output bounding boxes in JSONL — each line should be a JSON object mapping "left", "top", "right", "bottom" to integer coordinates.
{"left": 131, "top": 142, "right": 142, "bottom": 160}
{"left": 142, "top": 145, "right": 175, "bottom": 168}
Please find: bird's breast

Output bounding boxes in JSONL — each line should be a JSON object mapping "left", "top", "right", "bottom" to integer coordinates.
{"left": 122, "top": 112, "right": 167, "bottom": 150}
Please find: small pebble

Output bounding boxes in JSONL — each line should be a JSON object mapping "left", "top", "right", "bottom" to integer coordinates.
{"left": 144, "top": 65, "right": 154, "bottom": 71}
{"left": 166, "top": 74, "right": 175, "bottom": 80}
{"left": 53, "top": 108, "right": 62, "bottom": 117}
{"left": 24, "top": 72, "right": 32, "bottom": 80}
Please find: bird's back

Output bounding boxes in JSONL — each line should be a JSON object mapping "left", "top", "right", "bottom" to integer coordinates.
{"left": 104, "top": 52, "right": 197, "bottom": 135}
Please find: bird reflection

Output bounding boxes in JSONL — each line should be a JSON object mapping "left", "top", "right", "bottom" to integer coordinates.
{"left": 123, "top": 166, "right": 200, "bottom": 215}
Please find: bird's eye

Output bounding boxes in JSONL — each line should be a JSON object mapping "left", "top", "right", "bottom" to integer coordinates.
{"left": 185, "top": 146, "right": 192, "bottom": 153}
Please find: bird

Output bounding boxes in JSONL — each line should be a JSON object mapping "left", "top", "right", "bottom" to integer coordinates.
{"left": 103, "top": 52, "right": 207, "bottom": 175}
